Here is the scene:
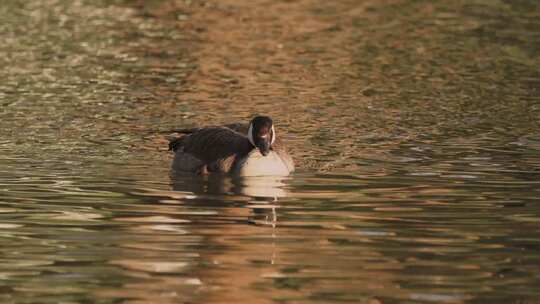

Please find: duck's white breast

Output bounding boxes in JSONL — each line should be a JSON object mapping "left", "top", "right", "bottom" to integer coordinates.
{"left": 234, "top": 150, "right": 292, "bottom": 177}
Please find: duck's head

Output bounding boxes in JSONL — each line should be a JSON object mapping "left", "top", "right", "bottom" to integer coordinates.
{"left": 247, "top": 115, "right": 276, "bottom": 156}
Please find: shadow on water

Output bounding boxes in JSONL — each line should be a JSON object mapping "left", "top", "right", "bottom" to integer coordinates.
{"left": 0, "top": 0, "right": 539, "bottom": 303}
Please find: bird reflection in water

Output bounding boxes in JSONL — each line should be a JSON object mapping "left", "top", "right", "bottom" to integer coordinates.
{"left": 170, "top": 172, "right": 290, "bottom": 227}
{"left": 170, "top": 173, "right": 290, "bottom": 266}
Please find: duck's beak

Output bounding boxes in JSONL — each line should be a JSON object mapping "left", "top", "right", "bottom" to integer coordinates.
{"left": 257, "top": 137, "right": 271, "bottom": 156}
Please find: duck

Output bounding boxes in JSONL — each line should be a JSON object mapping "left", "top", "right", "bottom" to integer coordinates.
{"left": 168, "top": 116, "right": 295, "bottom": 176}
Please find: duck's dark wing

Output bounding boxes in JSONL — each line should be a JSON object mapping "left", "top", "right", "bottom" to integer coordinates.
{"left": 168, "top": 123, "right": 248, "bottom": 151}
{"left": 168, "top": 123, "right": 247, "bottom": 135}
{"left": 222, "top": 123, "right": 249, "bottom": 134}
{"left": 170, "top": 126, "right": 253, "bottom": 165}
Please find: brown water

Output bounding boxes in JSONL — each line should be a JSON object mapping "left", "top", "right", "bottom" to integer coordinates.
{"left": 1, "top": 0, "right": 540, "bottom": 303}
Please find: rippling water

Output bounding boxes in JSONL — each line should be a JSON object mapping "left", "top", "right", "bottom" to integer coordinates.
{"left": 1, "top": 0, "right": 539, "bottom": 303}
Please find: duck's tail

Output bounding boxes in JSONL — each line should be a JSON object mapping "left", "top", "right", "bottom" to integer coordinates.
{"left": 166, "top": 128, "right": 201, "bottom": 151}
{"left": 168, "top": 136, "right": 186, "bottom": 151}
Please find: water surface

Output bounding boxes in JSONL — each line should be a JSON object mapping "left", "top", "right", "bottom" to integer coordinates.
{"left": 1, "top": 0, "right": 539, "bottom": 303}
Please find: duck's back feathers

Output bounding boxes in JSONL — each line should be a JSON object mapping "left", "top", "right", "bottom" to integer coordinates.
{"left": 170, "top": 126, "right": 253, "bottom": 173}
